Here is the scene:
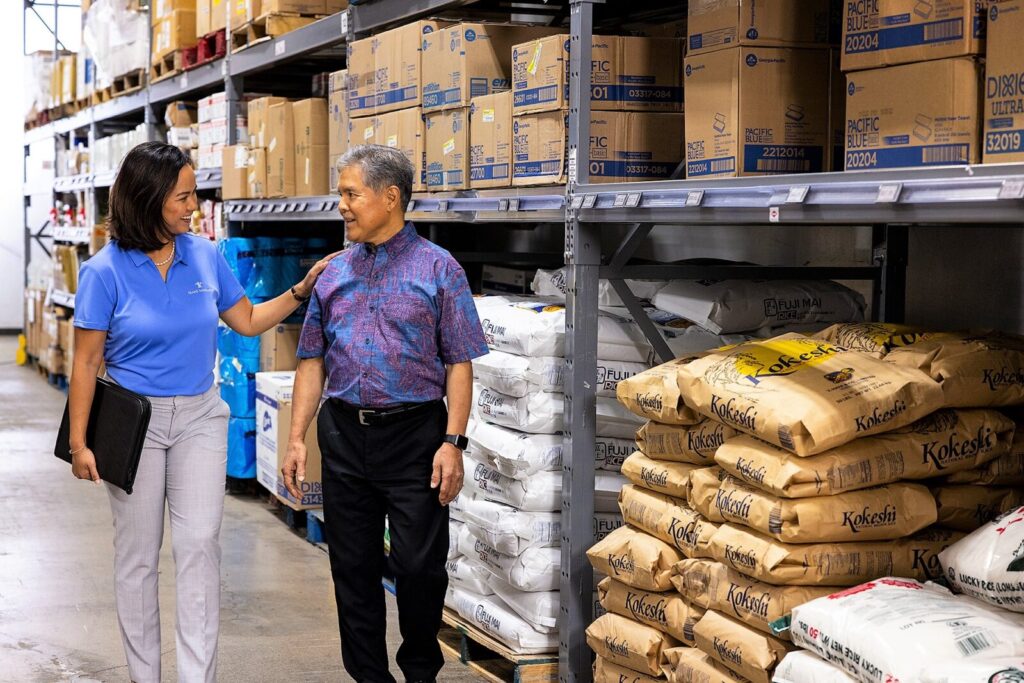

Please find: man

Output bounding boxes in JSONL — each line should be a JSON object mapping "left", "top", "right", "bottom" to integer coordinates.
{"left": 282, "top": 145, "right": 487, "bottom": 682}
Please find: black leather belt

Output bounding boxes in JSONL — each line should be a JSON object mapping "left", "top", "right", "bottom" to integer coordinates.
{"left": 330, "top": 398, "right": 442, "bottom": 426}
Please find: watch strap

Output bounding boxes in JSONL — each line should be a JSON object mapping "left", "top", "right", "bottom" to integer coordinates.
{"left": 444, "top": 434, "right": 469, "bottom": 450}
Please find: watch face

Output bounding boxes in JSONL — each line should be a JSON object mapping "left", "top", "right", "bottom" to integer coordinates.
{"left": 447, "top": 434, "right": 468, "bottom": 450}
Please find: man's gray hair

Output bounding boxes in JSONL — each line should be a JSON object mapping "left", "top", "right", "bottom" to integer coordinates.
{"left": 337, "top": 144, "right": 414, "bottom": 210}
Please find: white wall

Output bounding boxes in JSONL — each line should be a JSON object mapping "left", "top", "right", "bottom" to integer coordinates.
{"left": 1, "top": 2, "right": 26, "bottom": 329}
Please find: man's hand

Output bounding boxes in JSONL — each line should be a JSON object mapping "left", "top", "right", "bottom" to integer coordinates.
{"left": 293, "top": 251, "right": 343, "bottom": 299}
{"left": 281, "top": 440, "right": 308, "bottom": 501}
{"left": 430, "top": 442, "right": 464, "bottom": 506}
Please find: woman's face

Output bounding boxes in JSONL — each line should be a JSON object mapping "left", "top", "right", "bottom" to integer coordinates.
{"left": 162, "top": 164, "right": 199, "bottom": 237}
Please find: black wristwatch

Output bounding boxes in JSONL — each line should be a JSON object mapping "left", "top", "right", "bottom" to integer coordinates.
{"left": 290, "top": 285, "right": 311, "bottom": 302}
{"left": 443, "top": 434, "right": 469, "bottom": 450}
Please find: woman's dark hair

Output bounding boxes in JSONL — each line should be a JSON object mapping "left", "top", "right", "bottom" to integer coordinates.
{"left": 108, "top": 141, "right": 193, "bottom": 252}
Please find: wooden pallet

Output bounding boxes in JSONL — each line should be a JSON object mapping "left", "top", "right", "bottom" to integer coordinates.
{"left": 92, "top": 69, "right": 146, "bottom": 105}
{"left": 231, "top": 12, "right": 322, "bottom": 52}
{"left": 150, "top": 51, "right": 185, "bottom": 83}
{"left": 438, "top": 609, "right": 558, "bottom": 683}
{"left": 192, "top": 29, "right": 227, "bottom": 68}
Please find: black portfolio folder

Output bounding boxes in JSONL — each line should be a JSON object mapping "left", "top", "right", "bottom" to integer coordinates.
{"left": 54, "top": 377, "right": 152, "bottom": 494}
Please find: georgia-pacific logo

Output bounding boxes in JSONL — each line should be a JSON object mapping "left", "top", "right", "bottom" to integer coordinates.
{"left": 514, "top": 302, "right": 565, "bottom": 314}
{"left": 705, "top": 339, "right": 841, "bottom": 388}
{"left": 824, "top": 368, "right": 855, "bottom": 384}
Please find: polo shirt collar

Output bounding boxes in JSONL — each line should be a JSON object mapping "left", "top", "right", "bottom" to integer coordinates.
{"left": 361, "top": 222, "right": 417, "bottom": 259}
{"left": 125, "top": 234, "right": 189, "bottom": 267}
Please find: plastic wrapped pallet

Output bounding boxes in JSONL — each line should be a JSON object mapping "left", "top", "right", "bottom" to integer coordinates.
{"left": 693, "top": 609, "right": 794, "bottom": 683}
{"left": 789, "top": 578, "right": 1024, "bottom": 683}
{"left": 458, "top": 531, "right": 559, "bottom": 592}
{"left": 450, "top": 587, "right": 558, "bottom": 653}
{"left": 619, "top": 484, "right": 719, "bottom": 559}
{"left": 586, "top": 612, "right": 681, "bottom": 677}
{"left": 621, "top": 452, "right": 699, "bottom": 500}
{"left": 473, "top": 350, "right": 648, "bottom": 398}
{"left": 82, "top": 0, "right": 148, "bottom": 91}
{"left": 637, "top": 419, "right": 738, "bottom": 466}
{"left": 445, "top": 555, "right": 494, "bottom": 595}
{"left": 594, "top": 657, "right": 663, "bottom": 683}
{"left": 939, "top": 505, "right": 1024, "bottom": 613}
{"left": 490, "top": 575, "right": 559, "bottom": 633}
{"left": 531, "top": 267, "right": 668, "bottom": 307}
{"left": 814, "top": 322, "right": 944, "bottom": 358}
{"left": 651, "top": 280, "right": 866, "bottom": 335}
{"left": 772, "top": 650, "right": 857, "bottom": 683}
{"left": 715, "top": 409, "right": 1014, "bottom": 498}
{"left": 933, "top": 485, "right": 1024, "bottom": 532}
{"left": 672, "top": 559, "right": 836, "bottom": 638}
{"left": 588, "top": 525, "right": 684, "bottom": 592}
{"left": 473, "top": 383, "right": 643, "bottom": 438}
{"left": 667, "top": 334, "right": 946, "bottom": 456}
{"left": 885, "top": 332, "right": 1024, "bottom": 408}
{"left": 709, "top": 475, "right": 938, "bottom": 543}
{"left": 663, "top": 646, "right": 749, "bottom": 683}
{"left": 598, "top": 577, "right": 704, "bottom": 645}
{"left": 707, "top": 523, "right": 964, "bottom": 586}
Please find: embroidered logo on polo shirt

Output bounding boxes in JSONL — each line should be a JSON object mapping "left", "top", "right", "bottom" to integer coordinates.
{"left": 188, "top": 280, "right": 217, "bottom": 295}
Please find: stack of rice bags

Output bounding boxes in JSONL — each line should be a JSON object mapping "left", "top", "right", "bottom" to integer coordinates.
{"left": 605, "top": 331, "right": 1006, "bottom": 683}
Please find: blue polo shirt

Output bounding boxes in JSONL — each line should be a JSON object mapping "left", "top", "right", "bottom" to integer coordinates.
{"left": 74, "top": 233, "right": 246, "bottom": 397}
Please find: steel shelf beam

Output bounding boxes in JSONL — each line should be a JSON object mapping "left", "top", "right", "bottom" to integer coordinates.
{"left": 51, "top": 289, "right": 76, "bottom": 308}
{"left": 91, "top": 90, "right": 149, "bottom": 126}
{"left": 224, "top": 196, "right": 342, "bottom": 221}
{"left": 195, "top": 167, "right": 222, "bottom": 190}
{"left": 351, "top": 0, "right": 474, "bottom": 34}
{"left": 230, "top": 12, "right": 348, "bottom": 77}
{"left": 150, "top": 59, "right": 227, "bottom": 103}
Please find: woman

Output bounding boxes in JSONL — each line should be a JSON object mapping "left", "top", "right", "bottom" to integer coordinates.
{"left": 66, "top": 141, "right": 336, "bottom": 683}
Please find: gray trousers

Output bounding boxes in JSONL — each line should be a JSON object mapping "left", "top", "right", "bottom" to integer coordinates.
{"left": 105, "top": 384, "right": 229, "bottom": 683}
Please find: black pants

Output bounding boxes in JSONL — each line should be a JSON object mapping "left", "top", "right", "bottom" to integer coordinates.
{"left": 319, "top": 399, "right": 450, "bottom": 683}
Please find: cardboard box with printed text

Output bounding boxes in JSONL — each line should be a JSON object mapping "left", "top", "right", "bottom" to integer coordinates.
{"left": 255, "top": 372, "right": 322, "bottom": 511}
{"left": 470, "top": 91, "right": 512, "bottom": 188}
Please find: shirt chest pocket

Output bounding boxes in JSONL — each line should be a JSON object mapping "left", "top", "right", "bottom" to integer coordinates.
{"left": 379, "top": 292, "right": 438, "bottom": 348}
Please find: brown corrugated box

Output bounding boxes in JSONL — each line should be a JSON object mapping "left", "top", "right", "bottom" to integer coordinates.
{"left": 247, "top": 96, "right": 288, "bottom": 148}
{"left": 248, "top": 147, "right": 268, "bottom": 198}
{"left": 377, "top": 107, "right": 427, "bottom": 191}
{"left": 329, "top": 88, "right": 348, "bottom": 158}
{"left": 221, "top": 144, "right": 251, "bottom": 199}
{"left": 470, "top": 91, "right": 512, "bottom": 188}
{"left": 511, "top": 110, "right": 685, "bottom": 186}
{"left": 374, "top": 20, "right": 449, "bottom": 114}
{"left": 845, "top": 57, "right": 982, "bottom": 170}
{"left": 687, "top": 0, "right": 832, "bottom": 55}
{"left": 841, "top": 0, "right": 985, "bottom": 72}
{"left": 293, "top": 98, "right": 329, "bottom": 196}
{"left": 683, "top": 47, "right": 830, "bottom": 178}
{"left": 347, "top": 37, "right": 376, "bottom": 118}
{"left": 425, "top": 107, "right": 470, "bottom": 190}
{"left": 152, "top": 0, "right": 196, "bottom": 25}
{"left": 266, "top": 100, "right": 295, "bottom": 197}
{"left": 260, "top": 324, "right": 301, "bottom": 372}
{"left": 422, "top": 23, "right": 561, "bottom": 112}
{"left": 348, "top": 115, "right": 378, "bottom": 151}
{"left": 152, "top": 10, "right": 197, "bottom": 61}
{"left": 983, "top": 0, "right": 1024, "bottom": 163}
{"left": 511, "top": 34, "right": 684, "bottom": 115}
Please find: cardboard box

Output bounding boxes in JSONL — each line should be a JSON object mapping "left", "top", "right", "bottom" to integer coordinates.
{"left": 512, "top": 34, "right": 684, "bottom": 114}
{"left": 244, "top": 0, "right": 345, "bottom": 20}
{"left": 329, "top": 68, "right": 347, "bottom": 93}
{"left": 347, "top": 37, "right": 376, "bottom": 118}
{"left": 152, "top": 10, "right": 197, "bottom": 61}
{"left": 229, "top": 0, "right": 246, "bottom": 29}
{"left": 293, "top": 98, "right": 329, "bottom": 196}
{"left": 374, "top": 20, "right": 448, "bottom": 114}
{"left": 247, "top": 96, "right": 288, "bottom": 148}
{"left": 688, "top": 0, "right": 832, "bottom": 55}
{"left": 470, "top": 91, "right": 512, "bottom": 188}
{"left": 377, "top": 107, "right": 427, "bottom": 191}
{"left": 196, "top": 0, "right": 210, "bottom": 37}
{"left": 683, "top": 47, "right": 830, "bottom": 178}
{"left": 255, "top": 372, "right": 323, "bottom": 510}
{"left": 248, "top": 147, "right": 268, "bottom": 198}
{"left": 165, "top": 100, "right": 197, "bottom": 127}
{"left": 222, "top": 145, "right": 250, "bottom": 199}
{"left": 422, "top": 23, "right": 561, "bottom": 112}
{"left": 512, "top": 110, "right": 685, "bottom": 186}
{"left": 260, "top": 324, "right": 301, "bottom": 372}
{"left": 329, "top": 88, "right": 349, "bottom": 157}
{"left": 481, "top": 265, "right": 533, "bottom": 295}
{"left": 349, "top": 114, "right": 378, "bottom": 150}
{"left": 61, "top": 55, "right": 76, "bottom": 104}
{"left": 984, "top": 0, "right": 1024, "bottom": 163}
{"left": 153, "top": 0, "right": 196, "bottom": 24}
{"left": 845, "top": 57, "right": 982, "bottom": 170}
{"left": 841, "top": 0, "right": 985, "bottom": 72}
{"left": 266, "top": 101, "right": 295, "bottom": 197}
{"left": 829, "top": 48, "right": 845, "bottom": 171}
{"left": 425, "top": 107, "right": 470, "bottom": 190}
{"left": 210, "top": 0, "right": 226, "bottom": 33}
{"left": 199, "top": 91, "right": 226, "bottom": 122}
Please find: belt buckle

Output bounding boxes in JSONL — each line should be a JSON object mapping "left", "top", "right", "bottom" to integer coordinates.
{"left": 358, "top": 409, "right": 373, "bottom": 426}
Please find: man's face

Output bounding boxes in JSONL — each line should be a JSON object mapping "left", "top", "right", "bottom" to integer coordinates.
{"left": 337, "top": 164, "right": 394, "bottom": 244}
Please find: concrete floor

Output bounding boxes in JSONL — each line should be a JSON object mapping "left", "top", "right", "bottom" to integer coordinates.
{"left": 0, "top": 335, "right": 480, "bottom": 682}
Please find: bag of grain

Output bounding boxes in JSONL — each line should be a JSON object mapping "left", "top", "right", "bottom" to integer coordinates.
{"left": 588, "top": 524, "right": 683, "bottom": 592}
{"left": 449, "top": 491, "right": 471, "bottom": 522}
{"left": 473, "top": 350, "right": 648, "bottom": 398}
{"left": 620, "top": 484, "right": 719, "bottom": 559}
{"left": 675, "top": 334, "right": 945, "bottom": 455}
{"left": 814, "top": 322, "right": 942, "bottom": 358}
{"left": 448, "top": 520, "right": 464, "bottom": 559}
{"left": 933, "top": 485, "right": 1024, "bottom": 532}
{"left": 688, "top": 466, "right": 729, "bottom": 523}
{"left": 663, "top": 646, "right": 750, "bottom": 683}
{"left": 707, "top": 523, "right": 963, "bottom": 586}
{"left": 621, "top": 452, "right": 699, "bottom": 500}
{"left": 885, "top": 332, "right": 1024, "bottom": 408}
{"left": 468, "top": 420, "right": 562, "bottom": 477}
{"left": 920, "top": 658, "right": 1024, "bottom": 683}
{"left": 596, "top": 512, "right": 625, "bottom": 543}
{"left": 711, "top": 476, "right": 937, "bottom": 543}
{"left": 715, "top": 409, "right": 1013, "bottom": 498}
{"left": 673, "top": 559, "right": 836, "bottom": 637}
{"left": 445, "top": 555, "right": 495, "bottom": 595}
{"left": 465, "top": 458, "right": 562, "bottom": 511}
{"left": 594, "top": 656, "right": 664, "bottom": 683}
{"left": 450, "top": 587, "right": 558, "bottom": 653}
{"left": 638, "top": 419, "right": 738, "bottom": 466}
{"left": 693, "top": 609, "right": 794, "bottom": 683}
{"left": 789, "top": 578, "right": 1024, "bottom": 683}
{"left": 462, "top": 497, "right": 559, "bottom": 555}
{"left": 945, "top": 428, "right": 1024, "bottom": 485}
{"left": 586, "top": 612, "right": 681, "bottom": 676}
{"left": 490, "top": 575, "right": 559, "bottom": 632}
{"left": 532, "top": 267, "right": 668, "bottom": 307}
{"left": 598, "top": 576, "right": 704, "bottom": 645}
{"left": 458, "top": 532, "right": 560, "bottom": 592}
{"left": 772, "top": 651, "right": 857, "bottom": 683}
{"left": 939, "top": 505, "right": 1024, "bottom": 613}
{"left": 616, "top": 359, "right": 705, "bottom": 425}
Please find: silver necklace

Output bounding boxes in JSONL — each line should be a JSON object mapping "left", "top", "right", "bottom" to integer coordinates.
{"left": 152, "top": 241, "right": 175, "bottom": 267}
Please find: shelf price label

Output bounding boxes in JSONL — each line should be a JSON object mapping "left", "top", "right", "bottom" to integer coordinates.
{"left": 179, "top": 73, "right": 189, "bottom": 89}
{"left": 626, "top": 192, "right": 642, "bottom": 208}
{"left": 685, "top": 190, "right": 704, "bottom": 207}
{"left": 581, "top": 194, "right": 597, "bottom": 209}
{"left": 275, "top": 40, "right": 287, "bottom": 57}
{"left": 876, "top": 183, "right": 903, "bottom": 203}
{"left": 437, "top": 200, "right": 450, "bottom": 212}
{"left": 786, "top": 185, "right": 809, "bottom": 203}
{"left": 340, "top": 10, "right": 349, "bottom": 35}
{"left": 508, "top": 198, "right": 520, "bottom": 212}
{"left": 998, "top": 179, "right": 1024, "bottom": 200}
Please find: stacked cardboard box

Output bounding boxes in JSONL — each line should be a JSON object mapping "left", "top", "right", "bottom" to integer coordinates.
{"left": 328, "top": 69, "right": 348, "bottom": 189}
{"left": 510, "top": 33, "right": 685, "bottom": 186}
{"left": 983, "top": 0, "right": 1024, "bottom": 164}
{"left": 255, "top": 372, "right": 323, "bottom": 510}
{"left": 840, "top": 0, "right": 985, "bottom": 170}
{"left": 683, "top": 1, "right": 832, "bottom": 179}
{"left": 196, "top": 0, "right": 226, "bottom": 38}
{"left": 165, "top": 99, "right": 199, "bottom": 157}
{"left": 198, "top": 92, "right": 249, "bottom": 169}
{"left": 152, "top": 0, "right": 197, "bottom": 63}
{"left": 229, "top": 0, "right": 347, "bottom": 30}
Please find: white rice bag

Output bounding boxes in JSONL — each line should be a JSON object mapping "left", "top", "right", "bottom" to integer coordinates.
{"left": 462, "top": 498, "right": 560, "bottom": 555}
{"left": 652, "top": 280, "right": 866, "bottom": 334}
{"left": 458, "top": 531, "right": 560, "bottom": 592}
{"left": 465, "top": 458, "right": 561, "bottom": 512}
{"left": 448, "top": 520, "right": 463, "bottom": 560}
{"left": 789, "top": 578, "right": 1024, "bottom": 683}
{"left": 920, "top": 657, "right": 1024, "bottom": 683}
{"left": 446, "top": 555, "right": 494, "bottom": 595}
{"left": 595, "top": 512, "right": 624, "bottom": 543}
{"left": 531, "top": 267, "right": 668, "bottom": 307}
{"left": 449, "top": 490, "right": 472, "bottom": 522}
{"left": 940, "top": 505, "right": 1024, "bottom": 613}
{"left": 473, "top": 384, "right": 643, "bottom": 438}
{"left": 474, "top": 351, "right": 648, "bottom": 399}
{"left": 596, "top": 472, "right": 628, "bottom": 513}
{"left": 490, "top": 574, "right": 560, "bottom": 633}
{"left": 773, "top": 651, "right": 857, "bottom": 683}
{"left": 450, "top": 587, "right": 558, "bottom": 653}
